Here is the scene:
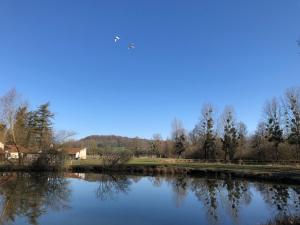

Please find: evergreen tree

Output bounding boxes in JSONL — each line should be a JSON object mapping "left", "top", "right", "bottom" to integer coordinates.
{"left": 26, "top": 110, "right": 39, "bottom": 148}
{"left": 27, "top": 103, "right": 54, "bottom": 151}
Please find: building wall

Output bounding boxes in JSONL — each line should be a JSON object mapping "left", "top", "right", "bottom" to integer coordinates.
{"left": 79, "top": 148, "right": 87, "bottom": 160}
{"left": 9, "top": 152, "right": 19, "bottom": 159}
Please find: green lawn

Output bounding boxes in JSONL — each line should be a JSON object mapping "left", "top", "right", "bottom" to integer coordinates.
{"left": 66, "top": 157, "right": 300, "bottom": 173}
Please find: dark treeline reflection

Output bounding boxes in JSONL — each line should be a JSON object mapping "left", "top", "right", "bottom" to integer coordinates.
{"left": 0, "top": 173, "right": 71, "bottom": 225}
{"left": 0, "top": 173, "right": 299, "bottom": 225}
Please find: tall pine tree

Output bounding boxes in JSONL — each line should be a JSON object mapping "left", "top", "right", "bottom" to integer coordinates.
{"left": 27, "top": 103, "right": 54, "bottom": 151}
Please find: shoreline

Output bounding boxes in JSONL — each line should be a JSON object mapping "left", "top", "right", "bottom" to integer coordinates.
{"left": 69, "top": 164, "right": 300, "bottom": 185}
{"left": 1, "top": 162, "right": 300, "bottom": 185}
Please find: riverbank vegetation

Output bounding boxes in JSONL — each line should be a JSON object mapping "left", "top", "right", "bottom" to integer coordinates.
{"left": 263, "top": 216, "right": 300, "bottom": 225}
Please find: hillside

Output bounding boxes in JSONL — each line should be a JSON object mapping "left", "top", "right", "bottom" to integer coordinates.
{"left": 76, "top": 135, "right": 152, "bottom": 153}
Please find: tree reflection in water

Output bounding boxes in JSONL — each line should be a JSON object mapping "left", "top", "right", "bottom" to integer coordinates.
{"left": 254, "top": 183, "right": 300, "bottom": 216}
{"left": 156, "top": 176, "right": 299, "bottom": 225}
{"left": 191, "top": 178, "right": 221, "bottom": 225}
{"left": 84, "top": 174, "right": 132, "bottom": 200}
{"left": 221, "top": 178, "right": 252, "bottom": 224}
{"left": 0, "top": 173, "right": 71, "bottom": 225}
{"left": 169, "top": 176, "right": 189, "bottom": 207}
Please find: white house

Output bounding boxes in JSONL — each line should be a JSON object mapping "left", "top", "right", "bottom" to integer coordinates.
{"left": 1, "top": 145, "right": 30, "bottom": 159}
{"left": 65, "top": 147, "right": 87, "bottom": 160}
{"left": 0, "top": 143, "right": 87, "bottom": 160}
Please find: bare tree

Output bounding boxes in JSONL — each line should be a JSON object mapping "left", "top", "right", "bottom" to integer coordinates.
{"left": 150, "top": 133, "right": 162, "bottom": 157}
{"left": 220, "top": 106, "right": 238, "bottom": 161}
{"left": 54, "top": 130, "right": 77, "bottom": 145}
{"left": 284, "top": 88, "right": 300, "bottom": 159}
{"left": 237, "top": 122, "right": 247, "bottom": 160}
{"left": 171, "top": 119, "right": 187, "bottom": 158}
{"left": 251, "top": 122, "right": 267, "bottom": 161}
{"left": 264, "top": 98, "right": 284, "bottom": 161}
{"left": 171, "top": 119, "right": 185, "bottom": 140}
{"left": 0, "top": 89, "right": 24, "bottom": 165}
{"left": 193, "top": 104, "right": 217, "bottom": 160}
{"left": 0, "top": 123, "right": 6, "bottom": 143}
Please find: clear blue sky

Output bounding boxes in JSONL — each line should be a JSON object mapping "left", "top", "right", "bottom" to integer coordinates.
{"left": 0, "top": 0, "right": 299, "bottom": 139}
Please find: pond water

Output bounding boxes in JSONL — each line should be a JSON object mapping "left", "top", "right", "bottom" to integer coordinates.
{"left": 0, "top": 173, "right": 299, "bottom": 225}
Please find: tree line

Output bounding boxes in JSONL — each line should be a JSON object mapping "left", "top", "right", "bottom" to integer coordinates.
{"left": 149, "top": 87, "right": 300, "bottom": 162}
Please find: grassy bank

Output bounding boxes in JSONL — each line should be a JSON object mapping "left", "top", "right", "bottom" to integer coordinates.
{"left": 63, "top": 158, "right": 300, "bottom": 184}
{"left": 1, "top": 158, "right": 300, "bottom": 184}
{"left": 67, "top": 157, "right": 300, "bottom": 172}
{"left": 263, "top": 216, "right": 300, "bottom": 225}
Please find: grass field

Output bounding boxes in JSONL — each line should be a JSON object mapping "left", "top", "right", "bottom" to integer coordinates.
{"left": 66, "top": 157, "right": 300, "bottom": 173}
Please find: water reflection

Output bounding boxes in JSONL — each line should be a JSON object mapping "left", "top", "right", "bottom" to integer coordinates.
{"left": 148, "top": 176, "right": 300, "bottom": 225}
{"left": 0, "top": 173, "right": 299, "bottom": 225}
{"left": 191, "top": 178, "right": 221, "bottom": 225}
{"left": 255, "top": 183, "right": 300, "bottom": 216}
{"left": 84, "top": 174, "right": 132, "bottom": 200}
{"left": 0, "top": 173, "right": 70, "bottom": 225}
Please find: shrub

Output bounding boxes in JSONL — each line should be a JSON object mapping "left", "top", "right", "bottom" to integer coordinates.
{"left": 101, "top": 149, "right": 133, "bottom": 167}
{"left": 30, "top": 149, "right": 66, "bottom": 170}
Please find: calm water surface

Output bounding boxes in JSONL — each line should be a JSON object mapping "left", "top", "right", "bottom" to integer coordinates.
{"left": 0, "top": 173, "right": 299, "bottom": 225}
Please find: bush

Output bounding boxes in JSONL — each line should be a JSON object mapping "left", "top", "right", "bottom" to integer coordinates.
{"left": 30, "top": 149, "right": 66, "bottom": 170}
{"left": 101, "top": 149, "right": 132, "bottom": 167}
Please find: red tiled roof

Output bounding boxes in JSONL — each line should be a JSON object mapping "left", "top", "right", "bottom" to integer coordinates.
{"left": 3, "top": 145, "right": 31, "bottom": 153}
{"left": 64, "top": 148, "right": 82, "bottom": 155}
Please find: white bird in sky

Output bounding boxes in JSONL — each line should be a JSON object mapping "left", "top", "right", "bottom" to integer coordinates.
{"left": 114, "top": 35, "right": 120, "bottom": 42}
{"left": 128, "top": 43, "right": 135, "bottom": 49}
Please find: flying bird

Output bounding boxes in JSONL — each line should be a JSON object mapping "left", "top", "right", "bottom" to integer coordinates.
{"left": 114, "top": 35, "right": 120, "bottom": 43}
{"left": 128, "top": 43, "right": 135, "bottom": 49}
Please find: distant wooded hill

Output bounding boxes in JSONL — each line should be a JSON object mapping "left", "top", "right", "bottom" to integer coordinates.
{"left": 73, "top": 135, "right": 152, "bottom": 154}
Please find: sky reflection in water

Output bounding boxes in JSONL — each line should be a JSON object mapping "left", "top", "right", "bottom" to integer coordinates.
{"left": 0, "top": 173, "right": 299, "bottom": 225}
